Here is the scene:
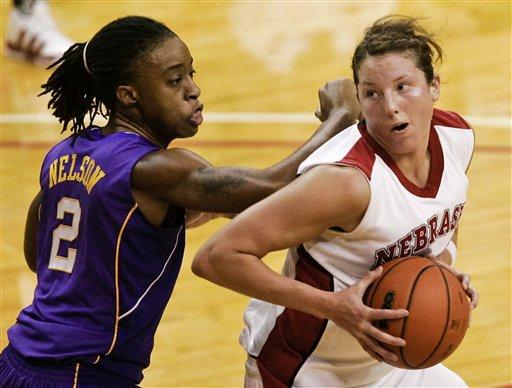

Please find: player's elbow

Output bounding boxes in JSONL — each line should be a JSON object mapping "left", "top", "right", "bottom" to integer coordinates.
{"left": 192, "top": 243, "right": 226, "bottom": 281}
{"left": 263, "top": 168, "right": 291, "bottom": 193}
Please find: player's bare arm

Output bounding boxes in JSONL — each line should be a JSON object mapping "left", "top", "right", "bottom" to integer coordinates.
{"left": 23, "top": 191, "right": 42, "bottom": 273}
{"left": 193, "top": 164, "right": 408, "bottom": 362}
{"left": 133, "top": 79, "right": 359, "bottom": 214}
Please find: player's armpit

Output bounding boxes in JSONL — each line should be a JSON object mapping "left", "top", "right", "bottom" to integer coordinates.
{"left": 185, "top": 210, "right": 231, "bottom": 229}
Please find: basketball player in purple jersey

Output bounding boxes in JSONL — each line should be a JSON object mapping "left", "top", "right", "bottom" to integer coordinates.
{"left": 0, "top": 16, "right": 361, "bottom": 387}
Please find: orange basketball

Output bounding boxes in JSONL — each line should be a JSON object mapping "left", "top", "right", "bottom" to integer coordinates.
{"left": 363, "top": 256, "right": 470, "bottom": 369}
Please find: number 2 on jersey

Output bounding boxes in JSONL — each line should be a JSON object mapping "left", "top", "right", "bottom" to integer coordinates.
{"left": 49, "top": 197, "right": 81, "bottom": 273}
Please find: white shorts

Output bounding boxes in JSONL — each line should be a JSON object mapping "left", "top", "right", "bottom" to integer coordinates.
{"left": 243, "top": 355, "right": 467, "bottom": 387}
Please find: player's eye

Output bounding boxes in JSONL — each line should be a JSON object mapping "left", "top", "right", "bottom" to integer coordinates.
{"left": 169, "top": 76, "right": 182, "bottom": 86}
{"left": 365, "top": 90, "right": 378, "bottom": 99}
{"left": 397, "top": 83, "right": 410, "bottom": 91}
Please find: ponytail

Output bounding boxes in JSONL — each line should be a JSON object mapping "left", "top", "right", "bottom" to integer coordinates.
{"left": 40, "top": 42, "right": 104, "bottom": 135}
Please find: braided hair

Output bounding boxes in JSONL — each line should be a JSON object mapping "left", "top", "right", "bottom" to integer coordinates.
{"left": 40, "top": 16, "right": 177, "bottom": 134}
{"left": 351, "top": 15, "right": 443, "bottom": 85}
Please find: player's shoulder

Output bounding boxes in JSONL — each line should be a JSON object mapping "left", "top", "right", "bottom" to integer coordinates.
{"left": 432, "top": 109, "right": 474, "bottom": 171}
{"left": 298, "top": 123, "right": 371, "bottom": 175}
{"left": 432, "top": 108, "right": 472, "bottom": 130}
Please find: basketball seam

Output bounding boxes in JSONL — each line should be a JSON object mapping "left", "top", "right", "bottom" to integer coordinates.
{"left": 416, "top": 265, "right": 452, "bottom": 368}
{"left": 367, "top": 256, "right": 418, "bottom": 308}
{"left": 400, "top": 264, "right": 435, "bottom": 368}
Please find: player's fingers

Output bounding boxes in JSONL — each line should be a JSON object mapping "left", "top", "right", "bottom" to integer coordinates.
{"left": 360, "top": 334, "right": 398, "bottom": 363}
{"left": 466, "top": 286, "right": 479, "bottom": 309}
{"left": 457, "top": 272, "right": 471, "bottom": 291}
{"left": 369, "top": 308, "right": 409, "bottom": 321}
{"left": 356, "top": 266, "right": 383, "bottom": 292}
{"left": 365, "top": 324, "right": 406, "bottom": 347}
{"left": 314, "top": 108, "right": 324, "bottom": 122}
{"left": 356, "top": 337, "right": 383, "bottom": 362}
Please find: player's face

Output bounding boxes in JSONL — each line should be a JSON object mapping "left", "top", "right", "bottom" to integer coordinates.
{"left": 133, "top": 37, "right": 203, "bottom": 143}
{"left": 356, "top": 52, "right": 440, "bottom": 159}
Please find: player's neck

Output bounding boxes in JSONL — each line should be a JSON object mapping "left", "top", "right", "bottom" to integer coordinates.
{"left": 394, "top": 149, "right": 431, "bottom": 188}
{"left": 103, "top": 113, "right": 167, "bottom": 148}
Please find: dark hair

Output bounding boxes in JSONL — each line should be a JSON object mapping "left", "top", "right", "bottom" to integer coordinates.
{"left": 40, "top": 16, "right": 177, "bottom": 134}
{"left": 351, "top": 15, "right": 443, "bottom": 85}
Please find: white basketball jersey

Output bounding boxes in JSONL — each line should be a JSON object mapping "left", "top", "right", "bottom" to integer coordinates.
{"left": 240, "top": 109, "right": 474, "bottom": 387}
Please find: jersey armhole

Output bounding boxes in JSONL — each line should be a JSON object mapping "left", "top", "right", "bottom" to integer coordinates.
{"left": 464, "top": 127, "right": 476, "bottom": 173}
{"left": 324, "top": 163, "right": 372, "bottom": 238}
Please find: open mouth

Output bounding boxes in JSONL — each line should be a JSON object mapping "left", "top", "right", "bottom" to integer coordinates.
{"left": 189, "top": 105, "right": 204, "bottom": 127}
{"left": 392, "top": 123, "right": 408, "bottom": 131}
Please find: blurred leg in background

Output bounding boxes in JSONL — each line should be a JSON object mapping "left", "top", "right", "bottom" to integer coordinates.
{"left": 5, "top": 0, "right": 73, "bottom": 66}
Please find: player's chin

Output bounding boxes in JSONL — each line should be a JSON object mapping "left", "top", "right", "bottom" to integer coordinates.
{"left": 180, "top": 121, "right": 200, "bottom": 138}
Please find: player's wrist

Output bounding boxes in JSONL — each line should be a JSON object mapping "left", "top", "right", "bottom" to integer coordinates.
{"left": 306, "top": 289, "right": 337, "bottom": 320}
{"left": 326, "top": 108, "right": 357, "bottom": 126}
{"left": 446, "top": 240, "right": 457, "bottom": 264}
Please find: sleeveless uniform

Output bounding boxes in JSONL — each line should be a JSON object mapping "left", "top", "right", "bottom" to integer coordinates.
{"left": 241, "top": 109, "right": 474, "bottom": 387}
{"left": 0, "top": 127, "right": 185, "bottom": 386}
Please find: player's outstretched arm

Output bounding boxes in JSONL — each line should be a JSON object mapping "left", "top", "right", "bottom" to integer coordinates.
{"left": 132, "top": 79, "right": 359, "bottom": 214}
{"left": 24, "top": 191, "right": 42, "bottom": 272}
{"left": 192, "top": 164, "right": 407, "bottom": 363}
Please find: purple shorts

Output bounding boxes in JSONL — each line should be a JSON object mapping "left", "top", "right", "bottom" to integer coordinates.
{"left": 0, "top": 346, "right": 137, "bottom": 387}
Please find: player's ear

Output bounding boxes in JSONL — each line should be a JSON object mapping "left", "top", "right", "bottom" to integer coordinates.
{"left": 116, "top": 85, "right": 139, "bottom": 107}
{"left": 430, "top": 75, "right": 440, "bottom": 102}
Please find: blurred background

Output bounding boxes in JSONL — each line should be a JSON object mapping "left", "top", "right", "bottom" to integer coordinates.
{"left": 1, "top": 1, "right": 510, "bottom": 386}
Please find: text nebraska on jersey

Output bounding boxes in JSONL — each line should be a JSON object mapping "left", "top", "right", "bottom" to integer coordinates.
{"left": 48, "top": 154, "right": 106, "bottom": 194}
{"left": 372, "top": 202, "right": 465, "bottom": 268}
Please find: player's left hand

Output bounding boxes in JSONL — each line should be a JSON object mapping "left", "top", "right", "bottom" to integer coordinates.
{"left": 315, "top": 78, "right": 360, "bottom": 123}
{"left": 426, "top": 254, "right": 479, "bottom": 325}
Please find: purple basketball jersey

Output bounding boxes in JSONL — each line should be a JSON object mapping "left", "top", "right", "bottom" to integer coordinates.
{"left": 8, "top": 127, "right": 186, "bottom": 384}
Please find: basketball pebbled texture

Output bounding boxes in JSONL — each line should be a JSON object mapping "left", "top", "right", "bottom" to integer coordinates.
{"left": 363, "top": 256, "right": 470, "bottom": 369}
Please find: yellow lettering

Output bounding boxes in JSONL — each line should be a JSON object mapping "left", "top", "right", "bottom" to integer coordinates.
{"left": 49, "top": 159, "right": 58, "bottom": 188}
{"left": 82, "top": 159, "right": 96, "bottom": 186}
{"left": 85, "top": 166, "right": 106, "bottom": 193}
{"left": 67, "top": 154, "right": 78, "bottom": 181}
{"left": 57, "top": 155, "right": 69, "bottom": 183}
{"left": 48, "top": 154, "right": 106, "bottom": 194}
{"left": 76, "top": 156, "right": 90, "bottom": 183}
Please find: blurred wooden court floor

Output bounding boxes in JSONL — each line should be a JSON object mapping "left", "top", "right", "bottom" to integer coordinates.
{"left": 1, "top": 1, "right": 510, "bottom": 386}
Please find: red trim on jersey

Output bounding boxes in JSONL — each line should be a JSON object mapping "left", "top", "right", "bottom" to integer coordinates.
{"left": 432, "top": 108, "right": 472, "bottom": 130}
{"left": 358, "top": 118, "right": 444, "bottom": 198}
{"left": 337, "top": 138, "right": 376, "bottom": 180}
{"left": 256, "top": 246, "right": 333, "bottom": 387}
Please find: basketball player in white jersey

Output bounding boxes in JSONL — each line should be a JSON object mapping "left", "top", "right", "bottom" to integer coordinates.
{"left": 193, "top": 15, "right": 479, "bottom": 387}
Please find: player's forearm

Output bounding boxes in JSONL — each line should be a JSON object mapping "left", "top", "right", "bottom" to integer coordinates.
{"left": 200, "top": 110, "right": 355, "bottom": 212}
{"left": 192, "top": 244, "right": 333, "bottom": 319}
{"left": 262, "top": 109, "right": 356, "bottom": 186}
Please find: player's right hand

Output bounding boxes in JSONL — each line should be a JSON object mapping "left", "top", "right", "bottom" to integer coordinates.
{"left": 327, "top": 266, "right": 408, "bottom": 363}
{"left": 315, "top": 78, "right": 361, "bottom": 124}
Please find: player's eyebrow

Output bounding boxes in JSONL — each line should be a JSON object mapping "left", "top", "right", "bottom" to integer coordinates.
{"left": 165, "top": 58, "right": 193, "bottom": 72}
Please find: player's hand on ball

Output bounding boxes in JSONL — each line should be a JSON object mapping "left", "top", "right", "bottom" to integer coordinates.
{"left": 328, "top": 266, "right": 408, "bottom": 363}
{"left": 426, "top": 254, "right": 479, "bottom": 310}
{"left": 315, "top": 78, "right": 360, "bottom": 124}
